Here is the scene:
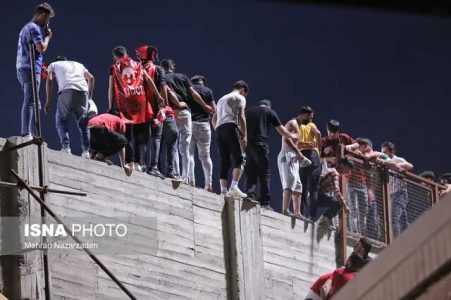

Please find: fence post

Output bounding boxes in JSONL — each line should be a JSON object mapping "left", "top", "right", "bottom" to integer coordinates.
{"left": 337, "top": 145, "right": 347, "bottom": 265}
{"left": 432, "top": 186, "right": 440, "bottom": 204}
{"left": 382, "top": 168, "right": 392, "bottom": 244}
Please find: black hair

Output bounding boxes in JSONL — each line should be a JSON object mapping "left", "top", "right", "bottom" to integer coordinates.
{"left": 357, "top": 137, "right": 373, "bottom": 149}
{"left": 233, "top": 80, "right": 249, "bottom": 94}
{"left": 439, "top": 173, "right": 451, "bottom": 184}
{"left": 347, "top": 251, "right": 366, "bottom": 271}
{"left": 108, "top": 108, "right": 121, "bottom": 117}
{"left": 112, "top": 46, "right": 127, "bottom": 58}
{"left": 35, "top": 2, "right": 55, "bottom": 17}
{"left": 191, "top": 75, "right": 206, "bottom": 84}
{"left": 56, "top": 55, "right": 68, "bottom": 61}
{"left": 337, "top": 156, "right": 354, "bottom": 170}
{"left": 358, "top": 237, "right": 372, "bottom": 256}
{"left": 161, "top": 59, "right": 175, "bottom": 72}
{"left": 419, "top": 170, "right": 436, "bottom": 181}
{"left": 299, "top": 106, "right": 313, "bottom": 115}
{"left": 381, "top": 141, "right": 396, "bottom": 153}
{"left": 327, "top": 119, "right": 340, "bottom": 133}
{"left": 258, "top": 99, "right": 272, "bottom": 107}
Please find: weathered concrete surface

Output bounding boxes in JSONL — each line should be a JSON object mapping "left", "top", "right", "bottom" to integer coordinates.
{"left": 336, "top": 192, "right": 451, "bottom": 300}
{"left": 1, "top": 137, "right": 339, "bottom": 299}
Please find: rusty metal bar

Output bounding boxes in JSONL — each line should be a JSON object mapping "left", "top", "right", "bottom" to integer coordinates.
{"left": 0, "top": 137, "right": 43, "bottom": 153}
{"left": 382, "top": 167, "right": 393, "bottom": 244}
{"left": 0, "top": 180, "right": 87, "bottom": 197}
{"left": 433, "top": 186, "right": 440, "bottom": 204}
{"left": 10, "top": 169, "right": 137, "bottom": 300}
{"left": 337, "top": 145, "right": 348, "bottom": 265}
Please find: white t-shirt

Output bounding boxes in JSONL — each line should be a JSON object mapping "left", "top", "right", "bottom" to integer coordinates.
{"left": 48, "top": 61, "right": 89, "bottom": 93}
{"left": 215, "top": 90, "right": 246, "bottom": 128}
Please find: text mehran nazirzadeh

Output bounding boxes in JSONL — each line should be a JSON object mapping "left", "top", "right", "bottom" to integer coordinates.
{"left": 24, "top": 223, "right": 128, "bottom": 237}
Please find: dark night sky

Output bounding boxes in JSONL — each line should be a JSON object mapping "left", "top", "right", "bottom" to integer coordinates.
{"left": 1, "top": 0, "right": 450, "bottom": 210}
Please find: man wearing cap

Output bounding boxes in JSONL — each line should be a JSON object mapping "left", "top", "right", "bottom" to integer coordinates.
{"left": 244, "top": 100, "right": 310, "bottom": 210}
{"left": 189, "top": 75, "right": 216, "bottom": 191}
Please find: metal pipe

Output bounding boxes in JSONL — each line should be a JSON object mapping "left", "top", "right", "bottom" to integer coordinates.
{"left": 0, "top": 180, "right": 87, "bottom": 197}
{"left": 10, "top": 169, "right": 137, "bottom": 300}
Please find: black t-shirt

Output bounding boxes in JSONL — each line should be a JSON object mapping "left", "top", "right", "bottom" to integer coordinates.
{"left": 165, "top": 72, "right": 195, "bottom": 107}
{"left": 245, "top": 106, "right": 282, "bottom": 143}
{"left": 191, "top": 84, "right": 214, "bottom": 122}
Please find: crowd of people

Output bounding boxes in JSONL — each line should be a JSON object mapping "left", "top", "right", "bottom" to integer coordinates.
{"left": 17, "top": 3, "right": 450, "bottom": 238}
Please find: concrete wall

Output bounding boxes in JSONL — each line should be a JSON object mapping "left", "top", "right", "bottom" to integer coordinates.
{"left": 0, "top": 137, "right": 338, "bottom": 300}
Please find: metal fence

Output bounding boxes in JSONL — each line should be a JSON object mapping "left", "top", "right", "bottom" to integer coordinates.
{"left": 336, "top": 146, "right": 444, "bottom": 255}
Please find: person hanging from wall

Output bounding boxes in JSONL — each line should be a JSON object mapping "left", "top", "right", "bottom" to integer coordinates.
{"left": 439, "top": 173, "right": 451, "bottom": 198}
{"left": 44, "top": 56, "right": 95, "bottom": 158}
{"left": 161, "top": 59, "right": 213, "bottom": 185}
{"left": 16, "top": 2, "right": 55, "bottom": 139}
{"left": 189, "top": 75, "right": 216, "bottom": 191}
{"left": 212, "top": 81, "right": 249, "bottom": 198}
{"left": 88, "top": 108, "right": 132, "bottom": 176}
{"left": 135, "top": 44, "right": 167, "bottom": 178}
{"left": 245, "top": 99, "right": 311, "bottom": 210}
{"left": 108, "top": 46, "right": 164, "bottom": 172}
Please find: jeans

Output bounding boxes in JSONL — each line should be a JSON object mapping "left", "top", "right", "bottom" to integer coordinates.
{"left": 56, "top": 89, "right": 90, "bottom": 151}
{"left": 299, "top": 150, "right": 321, "bottom": 219}
{"left": 317, "top": 191, "right": 342, "bottom": 220}
{"left": 245, "top": 142, "right": 271, "bottom": 206}
{"left": 149, "top": 123, "right": 163, "bottom": 170}
{"left": 189, "top": 121, "right": 213, "bottom": 184}
{"left": 175, "top": 109, "right": 192, "bottom": 180}
{"left": 17, "top": 68, "right": 41, "bottom": 136}
{"left": 392, "top": 189, "right": 409, "bottom": 237}
{"left": 347, "top": 183, "right": 369, "bottom": 235}
{"left": 125, "top": 123, "right": 151, "bottom": 165}
{"left": 90, "top": 126, "right": 127, "bottom": 157}
{"left": 162, "top": 116, "right": 179, "bottom": 175}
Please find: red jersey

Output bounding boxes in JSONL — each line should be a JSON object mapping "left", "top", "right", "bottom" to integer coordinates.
{"left": 328, "top": 267, "right": 357, "bottom": 299}
{"left": 88, "top": 113, "right": 126, "bottom": 135}
{"left": 142, "top": 61, "right": 158, "bottom": 112}
{"left": 111, "top": 56, "right": 153, "bottom": 124}
{"left": 310, "top": 272, "right": 333, "bottom": 294}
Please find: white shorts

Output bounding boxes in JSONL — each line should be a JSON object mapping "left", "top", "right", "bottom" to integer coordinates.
{"left": 277, "top": 149, "right": 303, "bottom": 193}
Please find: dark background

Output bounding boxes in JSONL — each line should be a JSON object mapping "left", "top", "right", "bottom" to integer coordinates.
{"left": 1, "top": 0, "right": 450, "bottom": 211}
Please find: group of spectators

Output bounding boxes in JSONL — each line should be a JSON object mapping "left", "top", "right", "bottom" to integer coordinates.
{"left": 17, "top": 3, "right": 450, "bottom": 236}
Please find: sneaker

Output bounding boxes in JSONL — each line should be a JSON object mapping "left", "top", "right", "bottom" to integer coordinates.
{"left": 227, "top": 186, "right": 247, "bottom": 198}
{"left": 148, "top": 168, "right": 165, "bottom": 179}
{"left": 81, "top": 151, "right": 90, "bottom": 159}
{"left": 299, "top": 157, "right": 312, "bottom": 168}
{"left": 261, "top": 205, "right": 274, "bottom": 211}
{"left": 136, "top": 164, "right": 146, "bottom": 172}
{"left": 318, "top": 216, "right": 335, "bottom": 229}
{"left": 167, "top": 173, "right": 182, "bottom": 181}
{"left": 181, "top": 178, "right": 189, "bottom": 185}
{"left": 21, "top": 134, "right": 33, "bottom": 142}
{"left": 61, "top": 147, "right": 72, "bottom": 154}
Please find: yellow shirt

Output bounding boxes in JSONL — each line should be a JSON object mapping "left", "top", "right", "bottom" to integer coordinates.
{"left": 298, "top": 122, "right": 319, "bottom": 153}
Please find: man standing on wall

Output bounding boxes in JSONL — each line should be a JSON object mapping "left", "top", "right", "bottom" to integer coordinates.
{"left": 189, "top": 75, "right": 216, "bottom": 191}
{"left": 161, "top": 59, "right": 213, "bottom": 184}
{"left": 44, "top": 56, "right": 95, "bottom": 158}
{"left": 16, "top": 2, "right": 55, "bottom": 138}
{"left": 296, "top": 106, "right": 322, "bottom": 220}
{"left": 213, "top": 81, "right": 249, "bottom": 198}
{"left": 245, "top": 100, "right": 311, "bottom": 210}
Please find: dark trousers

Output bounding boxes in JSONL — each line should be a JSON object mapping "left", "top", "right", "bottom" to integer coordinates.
{"left": 217, "top": 123, "right": 245, "bottom": 180}
{"left": 89, "top": 126, "right": 127, "bottom": 157}
{"left": 161, "top": 116, "right": 178, "bottom": 175}
{"left": 300, "top": 150, "right": 321, "bottom": 219}
{"left": 317, "top": 191, "right": 342, "bottom": 220}
{"left": 125, "top": 122, "right": 151, "bottom": 165}
{"left": 245, "top": 142, "right": 270, "bottom": 205}
{"left": 149, "top": 123, "right": 163, "bottom": 170}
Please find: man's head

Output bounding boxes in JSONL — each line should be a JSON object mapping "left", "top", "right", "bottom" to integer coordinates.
{"left": 345, "top": 251, "right": 366, "bottom": 272}
{"left": 108, "top": 108, "right": 121, "bottom": 117}
{"left": 439, "top": 173, "right": 451, "bottom": 185}
{"left": 356, "top": 137, "right": 373, "bottom": 154}
{"left": 381, "top": 141, "right": 396, "bottom": 158}
{"left": 258, "top": 99, "right": 272, "bottom": 109}
{"left": 191, "top": 75, "right": 206, "bottom": 86}
{"left": 297, "top": 106, "right": 314, "bottom": 125}
{"left": 327, "top": 119, "right": 340, "bottom": 138}
{"left": 112, "top": 46, "right": 127, "bottom": 62}
{"left": 354, "top": 237, "right": 372, "bottom": 258}
{"left": 161, "top": 59, "right": 176, "bottom": 73}
{"left": 419, "top": 170, "right": 436, "bottom": 182}
{"left": 33, "top": 2, "right": 55, "bottom": 26}
{"left": 233, "top": 80, "right": 249, "bottom": 97}
{"left": 336, "top": 157, "right": 353, "bottom": 175}
{"left": 56, "top": 55, "right": 68, "bottom": 61}
{"left": 135, "top": 44, "right": 158, "bottom": 63}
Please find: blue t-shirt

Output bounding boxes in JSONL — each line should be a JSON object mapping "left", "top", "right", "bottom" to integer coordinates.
{"left": 16, "top": 21, "right": 44, "bottom": 73}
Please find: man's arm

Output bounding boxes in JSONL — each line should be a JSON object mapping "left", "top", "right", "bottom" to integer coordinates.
{"left": 84, "top": 70, "right": 95, "bottom": 99}
{"left": 167, "top": 87, "right": 187, "bottom": 109}
{"left": 44, "top": 71, "right": 55, "bottom": 114}
{"left": 276, "top": 125, "right": 297, "bottom": 140}
{"left": 143, "top": 72, "right": 164, "bottom": 105}
{"left": 108, "top": 75, "right": 114, "bottom": 110}
{"left": 119, "top": 148, "right": 132, "bottom": 176}
{"left": 333, "top": 171, "right": 350, "bottom": 213}
{"left": 311, "top": 125, "right": 322, "bottom": 153}
{"left": 189, "top": 87, "right": 213, "bottom": 113}
{"left": 35, "top": 28, "right": 52, "bottom": 54}
{"left": 345, "top": 142, "right": 360, "bottom": 151}
{"left": 238, "top": 106, "right": 247, "bottom": 149}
